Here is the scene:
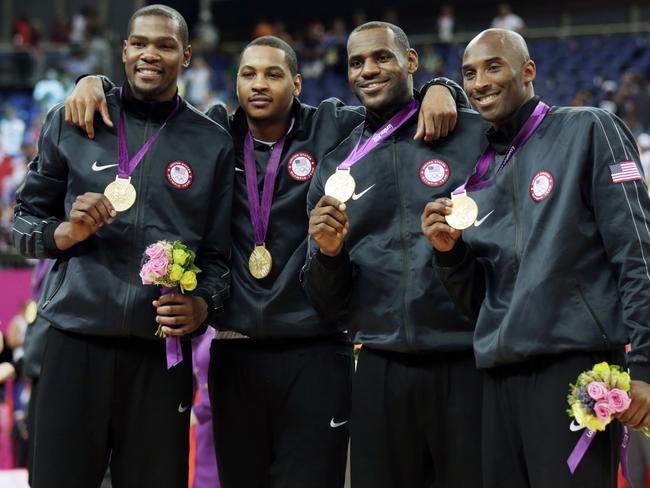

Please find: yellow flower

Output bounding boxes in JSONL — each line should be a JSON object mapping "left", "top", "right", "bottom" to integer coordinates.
{"left": 572, "top": 403, "right": 608, "bottom": 432}
{"left": 172, "top": 248, "right": 190, "bottom": 266}
{"left": 613, "top": 370, "right": 631, "bottom": 392}
{"left": 169, "top": 263, "right": 184, "bottom": 282}
{"left": 180, "top": 271, "right": 197, "bottom": 291}
{"left": 592, "top": 362, "right": 611, "bottom": 383}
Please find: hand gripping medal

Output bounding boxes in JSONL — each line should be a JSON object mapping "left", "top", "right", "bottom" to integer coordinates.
{"left": 104, "top": 176, "right": 137, "bottom": 212}
{"left": 243, "top": 131, "right": 287, "bottom": 279}
{"left": 326, "top": 98, "right": 419, "bottom": 203}
{"left": 324, "top": 169, "right": 356, "bottom": 203}
{"left": 445, "top": 191, "right": 479, "bottom": 230}
{"left": 105, "top": 87, "right": 180, "bottom": 212}
{"left": 448, "top": 101, "right": 551, "bottom": 226}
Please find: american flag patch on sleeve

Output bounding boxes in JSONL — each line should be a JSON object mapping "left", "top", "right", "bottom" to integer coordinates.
{"left": 609, "top": 161, "right": 642, "bottom": 183}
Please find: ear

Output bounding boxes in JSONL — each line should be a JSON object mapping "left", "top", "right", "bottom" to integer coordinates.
{"left": 122, "top": 40, "right": 128, "bottom": 64}
{"left": 407, "top": 48, "right": 418, "bottom": 75}
{"left": 522, "top": 59, "right": 536, "bottom": 84}
{"left": 182, "top": 45, "right": 192, "bottom": 68}
{"left": 292, "top": 73, "right": 302, "bottom": 97}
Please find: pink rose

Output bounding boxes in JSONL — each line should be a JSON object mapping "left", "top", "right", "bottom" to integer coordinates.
{"left": 607, "top": 388, "right": 631, "bottom": 413}
{"left": 593, "top": 400, "right": 614, "bottom": 421}
{"left": 139, "top": 256, "right": 169, "bottom": 284}
{"left": 145, "top": 242, "right": 167, "bottom": 260}
{"left": 587, "top": 382, "right": 609, "bottom": 401}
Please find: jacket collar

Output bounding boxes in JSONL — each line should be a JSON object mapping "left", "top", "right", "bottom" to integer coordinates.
{"left": 117, "top": 82, "right": 182, "bottom": 121}
{"left": 486, "top": 95, "right": 540, "bottom": 155}
{"left": 231, "top": 98, "right": 303, "bottom": 152}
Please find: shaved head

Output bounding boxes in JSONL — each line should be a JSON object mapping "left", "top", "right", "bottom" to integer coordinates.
{"left": 462, "top": 28, "right": 536, "bottom": 127}
{"left": 465, "top": 29, "right": 530, "bottom": 67}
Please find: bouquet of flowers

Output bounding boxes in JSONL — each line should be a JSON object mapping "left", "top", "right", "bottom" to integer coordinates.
{"left": 139, "top": 240, "right": 201, "bottom": 369}
{"left": 567, "top": 361, "right": 649, "bottom": 478}
{"left": 139, "top": 240, "right": 200, "bottom": 294}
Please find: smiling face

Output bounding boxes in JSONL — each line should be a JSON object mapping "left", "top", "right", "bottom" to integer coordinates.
{"left": 462, "top": 30, "right": 536, "bottom": 128}
{"left": 236, "top": 45, "right": 301, "bottom": 126}
{"left": 122, "top": 15, "right": 190, "bottom": 102}
{"left": 347, "top": 27, "right": 417, "bottom": 120}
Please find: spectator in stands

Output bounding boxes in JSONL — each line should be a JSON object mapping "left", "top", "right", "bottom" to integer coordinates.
{"left": 301, "top": 22, "right": 326, "bottom": 80}
{"left": 491, "top": 3, "right": 525, "bottom": 33}
{"left": 323, "top": 18, "right": 348, "bottom": 76}
{"left": 419, "top": 45, "right": 445, "bottom": 75}
{"left": 437, "top": 5, "right": 455, "bottom": 43}
{"left": 184, "top": 56, "right": 212, "bottom": 110}
{"left": 0, "top": 107, "right": 25, "bottom": 157}
{"left": 571, "top": 88, "right": 590, "bottom": 107}
{"left": 33, "top": 69, "right": 67, "bottom": 112}
{"left": 598, "top": 80, "right": 618, "bottom": 113}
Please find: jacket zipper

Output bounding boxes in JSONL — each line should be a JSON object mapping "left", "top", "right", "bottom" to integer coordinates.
{"left": 393, "top": 138, "right": 413, "bottom": 348}
{"left": 575, "top": 283, "right": 609, "bottom": 346}
{"left": 120, "top": 117, "right": 151, "bottom": 333}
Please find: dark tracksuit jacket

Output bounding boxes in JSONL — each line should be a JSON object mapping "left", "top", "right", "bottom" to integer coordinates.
{"left": 302, "top": 99, "right": 488, "bottom": 353}
{"left": 12, "top": 86, "right": 234, "bottom": 339}
{"left": 434, "top": 96, "right": 650, "bottom": 381}
{"left": 206, "top": 98, "right": 364, "bottom": 340}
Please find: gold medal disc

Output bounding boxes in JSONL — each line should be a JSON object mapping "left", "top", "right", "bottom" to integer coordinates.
{"left": 249, "top": 244, "right": 272, "bottom": 279}
{"left": 24, "top": 300, "right": 38, "bottom": 324}
{"left": 445, "top": 192, "right": 479, "bottom": 230}
{"left": 104, "top": 177, "right": 137, "bottom": 212}
{"left": 324, "top": 170, "right": 356, "bottom": 203}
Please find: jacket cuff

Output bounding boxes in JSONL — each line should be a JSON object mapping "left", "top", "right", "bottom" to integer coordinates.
{"left": 316, "top": 248, "right": 349, "bottom": 270}
{"left": 420, "top": 77, "right": 471, "bottom": 110}
{"left": 629, "top": 363, "right": 650, "bottom": 385}
{"left": 42, "top": 221, "right": 65, "bottom": 257}
{"left": 434, "top": 239, "right": 468, "bottom": 268}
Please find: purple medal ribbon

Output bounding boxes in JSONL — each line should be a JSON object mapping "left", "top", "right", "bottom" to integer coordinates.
{"left": 117, "top": 87, "right": 180, "bottom": 179}
{"left": 567, "top": 426, "right": 632, "bottom": 486}
{"left": 453, "top": 101, "right": 550, "bottom": 195}
{"left": 243, "top": 131, "right": 287, "bottom": 246}
{"left": 337, "top": 98, "right": 419, "bottom": 171}
{"left": 161, "top": 286, "right": 183, "bottom": 369}
{"left": 117, "top": 88, "right": 182, "bottom": 369}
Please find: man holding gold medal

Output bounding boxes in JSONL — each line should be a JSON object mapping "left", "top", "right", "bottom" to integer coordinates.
{"left": 422, "top": 29, "right": 650, "bottom": 487}
{"left": 303, "top": 21, "right": 487, "bottom": 487}
{"left": 64, "top": 32, "right": 462, "bottom": 488}
{"left": 12, "top": 5, "right": 234, "bottom": 487}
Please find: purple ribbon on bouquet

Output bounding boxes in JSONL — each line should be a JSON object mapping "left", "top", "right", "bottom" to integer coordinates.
{"left": 453, "top": 101, "right": 550, "bottom": 195}
{"left": 243, "top": 132, "right": 287, "bottom": 246}
{"left": 567, "top": 425, "right": 631, "bottom": 486}
{"left": 117, "top": 87, "right": 180, "bottom": 179}
{"left": 337, "top": 98, "right": 419, "bottom": 171}
{"left": 161, "top": 286, "right": 183, "bottom": 369}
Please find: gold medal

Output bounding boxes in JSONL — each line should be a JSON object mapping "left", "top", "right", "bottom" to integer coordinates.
{"left": 104, "top": 176, "right": 136, "bottom": 212}
{"left": 324, "top": 169, "right": 356, "bottom": 203}
{"left": 24, "top": 300, "right": 38, "bottom": 324}
{"left": 249, "top": 244, "right": 272, "bottom": 279}
{"left": 445, "top": 191, "right": 479, "bottom": 230}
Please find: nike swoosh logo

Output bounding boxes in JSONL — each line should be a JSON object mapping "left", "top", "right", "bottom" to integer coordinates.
{"left": 351, "top": 184, "right": 375, "bottom": 201}
{"left": 178, "top": 403, "right": 190, "bottom": 413}
{"left": 569, "top": 420, "right": 585, "bottom": 432}
{"left": 330, "top": 418, "right": 348, "bottom": 428}
{"left": 235, "top": 167, "right": 244, "bottom": 172}
{"left": 92, "top": 161, "right": 118, "bottom": 172}
{"left": 474, "top": 209, "right": 495, "bottom": 227}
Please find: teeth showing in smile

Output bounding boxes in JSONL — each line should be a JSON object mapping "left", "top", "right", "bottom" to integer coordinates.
{"left": 476, "top": 94, "right": 498, "bottom": 105}
{"left": 138, "top": 68, "right": 161, "bottom": 74}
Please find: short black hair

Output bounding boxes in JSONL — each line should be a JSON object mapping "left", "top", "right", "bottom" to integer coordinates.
{"left": 242, "top": 36, "right": 298, "bottom": 76}
{"left": 127, "top": 4, "right": 189, "bottom": 48}
{"left": 351, "top": 21, "right": 410, "bottom": 52}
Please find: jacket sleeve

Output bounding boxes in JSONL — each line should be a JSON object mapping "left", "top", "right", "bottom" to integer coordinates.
{"left": 313, "top": 98, "right": 366, "bottom": 134}
{"left": 420, "top": 77, "right": 472, "bottom": 110}
{"left": 434, "top": 239, "right": 486, "bottom": 323}
{"left": 300, "top": 164, "right": 353, "bottom": 321}
{"left": 12, "top": 105, "right": 70, "bottom": 259}
{"left": 587, "top": 110, "right": 650, "bottom": 382}
{"left": 190, "top": 136, "right": 235, "bottom": 323}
